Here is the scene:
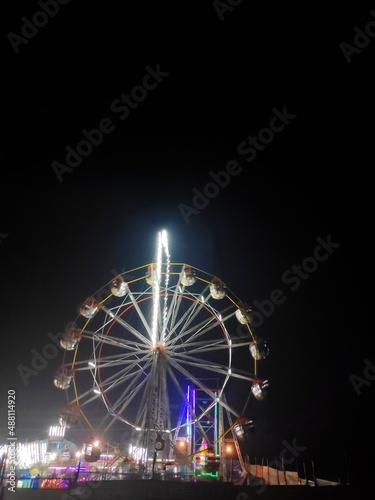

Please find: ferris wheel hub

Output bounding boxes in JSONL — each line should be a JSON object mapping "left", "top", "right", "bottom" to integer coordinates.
{"left": 152, "top": 343, "right": 166, "bottom": 354}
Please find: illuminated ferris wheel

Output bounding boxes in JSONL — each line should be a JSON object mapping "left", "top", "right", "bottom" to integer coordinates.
{"left": 53, "top": 230, "right": 269, "bottom": 474}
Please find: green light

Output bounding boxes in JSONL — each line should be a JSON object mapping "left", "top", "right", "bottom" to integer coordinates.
{"left": 195, "top": 470, "right": 219, "bottom": 478}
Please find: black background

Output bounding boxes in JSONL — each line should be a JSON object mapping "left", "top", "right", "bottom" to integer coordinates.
{"left": 0, "top": 1, "right": 374, "bottom": 492}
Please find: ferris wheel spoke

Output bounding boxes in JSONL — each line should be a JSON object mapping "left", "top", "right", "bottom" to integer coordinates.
{"left": 100, "top": 304, "right": 152, "bottom": 347}
{"left": 72, "top": 350, "right": 151, "bottom": 371}
{"left": 171, "top": 340, "right": 230, "bottom": 355}
{"left": 164, "top": 287, "right": 184, "bottom": 342}
{"left": 94, "top": 357, "right": 149, "bottom": 370}
{"left": 230, "top": 341, "right": 252, "bottom": 348}
{"left": 67, "top": 385, "right": 102, "bottom": 408}
{"left": 167, "top": 293, "right": 206, "bottom": 340}
{"left": 167, "top": 356, "right": 239, "bottom": 418}
{"left": 98, "top": 374, "right": 150, "bottom": 431}
{"left": 173, "top": 320, "right": 229, "bottom": 349}
{"left": 126, "top": 288, "right": 153, "bottom": 339}
{"left": 170, "top": 353, "right": 231, "bottom": 377}
{"left": 82, "top": 330, "right": 148, "bottom": 351}
{"left": 162, "top": 275, "right": 183, "bottom": 332}
{"left": 94, "top": 350, "right": 152, "bottom": 369}
{"left": 169, "top": 304, "right": 235, "bottom": 348}
{"left": 99, "top": 368, "right": 142, "bottom": 393}
{"left": 177, "top": 297, "right": 208, "bottom": 337}
{"left": 172, "top": 349, "right": 253, "bottom": 382}
{"left": 227, "top": 369, "right": 254, "bottom": 381}
{"left": 106, "top": 367, "right": 150, "bottom": 414}
{"left": 168, "top": 315, "right": 221, "bottom": 352}
{"left": 97, "top": 353, "right": 152, "bottom": 389}
{"left": 169, "top": 318, "right": 216, "bottom": 348}
{"left": 172, "top": 351, "right": 253, "bottom": 383}
{"left": 167, "top": 357, "right": 220, "bottom": 401}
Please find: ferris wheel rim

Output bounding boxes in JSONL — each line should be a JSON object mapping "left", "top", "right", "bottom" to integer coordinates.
{"left": 57, "top": 259, "right": 266, "bottom": 444}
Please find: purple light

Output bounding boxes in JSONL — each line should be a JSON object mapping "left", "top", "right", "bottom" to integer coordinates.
{"left": 48, "top": 466, "right": 88, "bottom": 471}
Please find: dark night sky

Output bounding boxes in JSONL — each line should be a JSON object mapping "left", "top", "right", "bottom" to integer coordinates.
{"left": 0, "top": 1, "right": 374, "bottom": 491}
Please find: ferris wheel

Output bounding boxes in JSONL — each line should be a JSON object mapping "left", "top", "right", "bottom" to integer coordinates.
{"left": 53, "top": 230, "right": 269, "bottom": 474}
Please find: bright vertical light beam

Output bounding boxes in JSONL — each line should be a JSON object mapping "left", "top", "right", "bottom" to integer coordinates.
{"left": 161, "top": 229, "right": 170, "bottom": 343}
{"left": 151, "top": 229, "right": 170, "bottom": 347}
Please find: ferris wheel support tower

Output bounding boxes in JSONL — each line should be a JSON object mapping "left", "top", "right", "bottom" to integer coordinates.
{"left": 131, "top": 230, "right": 172, "bottom": 462}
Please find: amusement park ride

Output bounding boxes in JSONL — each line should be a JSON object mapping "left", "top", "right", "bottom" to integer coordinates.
{"left": 53, "top": 230, "right": 270, "bottom": 480}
